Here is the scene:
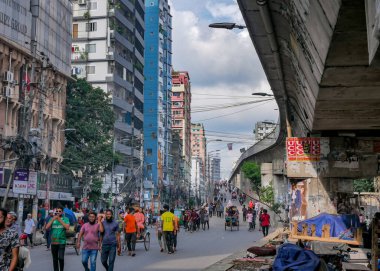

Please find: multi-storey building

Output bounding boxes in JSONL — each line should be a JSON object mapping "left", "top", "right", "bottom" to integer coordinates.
{"left": 0, "top": 0, "right": 72, "bottom": 213}
{"left": 143, "top": 0, "right": 172, "bottom": 207}
{"left": 171, "top": 133, "right": 186, "bottom": 207}
{"left": 191, "top": 123, "right": 206, "bottom": 174}
{"left": 71, "top": 0, "right": 145, "bottom": 179}
{"left": 172, "top": 71, "right": 192, "bottom": 189}
{"left": 211, "top": 155, "right": 221, "bottom": 183}
{"left": 190, "top": 157, "right": 205, "bottom": 205}
{"left": 254, "top": 121, "right": 276, "bottom": 141}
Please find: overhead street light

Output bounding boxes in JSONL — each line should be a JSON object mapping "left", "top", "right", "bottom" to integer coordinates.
{"left": 209, "top": 22, "right": 247, "bottom": 30}
{"left": 252, "top": 92, "right": 274, "bottom": 97}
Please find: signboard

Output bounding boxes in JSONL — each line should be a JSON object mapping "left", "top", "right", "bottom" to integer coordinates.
{"left": 0, "top": 0, "right": 31, "bottom": 50}
{"left": 37, "top": 190, "right": 73, "bottom": 201}
{"left": 12, "top": 169, "right": 29, "bottom": 194}
{"left": 287, "top": 138, "right": 321, "bottom": 161}
{"left": 26, "top": 171, "right": 37, "bottom": 195}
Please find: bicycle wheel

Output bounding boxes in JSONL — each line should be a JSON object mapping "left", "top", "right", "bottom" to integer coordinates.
{"left": 144, "top": 232, "right": 150, "bottom": 251}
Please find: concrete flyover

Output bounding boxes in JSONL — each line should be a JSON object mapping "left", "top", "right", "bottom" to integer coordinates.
{"left": 230, "top": 0, "right": 380, "bottom": 216}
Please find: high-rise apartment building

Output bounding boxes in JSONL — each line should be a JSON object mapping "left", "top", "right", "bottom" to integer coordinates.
{"left": 144, "top": 0, "right": 172, "bottom": 204}
{"left": 211, "top": 155, "right": 221, "bottom": 183}
{"left": 172, "top": 71, "right": 192, "bottom": 191}
{"left": 71, "top": 0, "right": 145, "bottom": 178}
{"left": 191, "top": 123, "right": 206, "bottom": 173}
{"left": 191, "top": 157, "right": 205, "bottom": 204}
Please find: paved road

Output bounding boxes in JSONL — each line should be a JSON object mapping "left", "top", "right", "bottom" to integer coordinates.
{"left": 27, "top": 204, "right": 265, "bottom": 270}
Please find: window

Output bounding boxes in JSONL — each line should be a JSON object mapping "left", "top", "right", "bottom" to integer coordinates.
{"left": 85, "top": 65, "right": 95, "bottom": 74}
{"left": 86, "top": 22, "right": 97, "bottom": 32}
{"left": 147, "top": 164, "right": 152, "bottom": 170}
{"left": 85, "top": 44, "right": 96, "bottom": 53}
{"left": 87, "top": 2, "right": 97, "bottom": 10}
{"left": 147, "top": 148, "right": 152, "bottom": 156}
{"left": 72, "top": 24, "right": 78, "bottom": 39}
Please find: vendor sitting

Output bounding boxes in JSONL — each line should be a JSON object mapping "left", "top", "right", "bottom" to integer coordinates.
{"left": 134, "top": 208, "right": 145, "bottom": 238}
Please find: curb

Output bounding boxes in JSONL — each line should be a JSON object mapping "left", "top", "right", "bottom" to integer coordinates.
{"left": 202, "top": 228, "right": 283, "bottom": 271}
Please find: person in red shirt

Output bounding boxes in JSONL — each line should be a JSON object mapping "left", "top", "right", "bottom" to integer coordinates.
{"left": 259, "top": 209, "right": 270, "bottom": 237}
{"left": 124, "top": 208, "right": 137, "bottom": 256}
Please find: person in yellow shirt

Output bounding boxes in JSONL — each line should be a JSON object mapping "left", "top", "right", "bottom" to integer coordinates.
{"left": 171, "top": 208, "right": 179, "bottom": 252}
{"left": 161, "top": 205, "right": 175, "bottom": 254}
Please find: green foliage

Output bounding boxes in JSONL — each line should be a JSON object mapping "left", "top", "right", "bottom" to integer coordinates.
{"left": 88, "top": 178, "right": 103, "bottom": 203}
{"left": 260, "top": 184, "right": 274, "bottom": 206}
{"left": 241, "top": 161, "right": 261, "bottom": 196}
{"left": 353, "top": 178, "right": 374, "bottom": 192}
{"left": 62, "top": 78, "right": 116, "bottom": 175}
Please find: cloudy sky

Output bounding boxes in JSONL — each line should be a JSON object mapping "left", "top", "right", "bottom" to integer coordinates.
{"left": 170, "top": 0, "right": 279, "bottom": 178}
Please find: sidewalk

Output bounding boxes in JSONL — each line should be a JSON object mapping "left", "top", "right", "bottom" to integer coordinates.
{"left": 202, "top": 228, "right": 283, "bottom": 271}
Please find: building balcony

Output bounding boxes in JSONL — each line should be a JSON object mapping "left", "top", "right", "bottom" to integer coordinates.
{"left": 115, "top": 121, "right": 132, "bottom": 134}
{"left": 112, "top": 96, "right": 133, "bottom": 111}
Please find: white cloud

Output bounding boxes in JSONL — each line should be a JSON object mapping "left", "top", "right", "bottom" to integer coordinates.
{"left": 205, "top": 1, "right": 244, "bottom": 24}
{"left": 170, "top": 1, "right": 277, "bottom": 178}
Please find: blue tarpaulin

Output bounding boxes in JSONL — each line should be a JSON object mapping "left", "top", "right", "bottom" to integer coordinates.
{"left": 296, "top": 213, "right": 360, "bottom": 239}
{"left": 63, "top": 208, "right": 77, "bottom": 225}
{"left": 273, "top": 243, "right": 320, "bottom": 271}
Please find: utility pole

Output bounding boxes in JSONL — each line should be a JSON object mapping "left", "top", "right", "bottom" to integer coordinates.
{"left": 139, "top": 134, "right": 144, "bottom": 209}
{"left": 14, "top": 0, "right": 39, "bottom": 225}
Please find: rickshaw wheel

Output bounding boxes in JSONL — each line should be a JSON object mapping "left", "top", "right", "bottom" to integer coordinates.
{"left": 144, "top": 232, "right": 150, "bottom": 251}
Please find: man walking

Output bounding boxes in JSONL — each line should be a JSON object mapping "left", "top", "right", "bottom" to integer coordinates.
{"left": 77, "top": 211, "right": 103, "bottom": 271}
{"left": 37, "top": 205, "right": 46, "bottom": 231}
{"left": 0, "top": 208, "right": 20, "bottom": 271}
{"left": 44, "top": 211, "right": 54, "bottom": 250}
{"left": 46, "top": 206, "right": 70, "bottom": 271}
{"left": 161, "top": 205, "right": 175, "bottom": 254}
{"left": 242, "top": 205, "right": 247, "bottom": 222}
{"left": 124, "top": 208, "right": 137, "bottom": 257}
{"left": 171, "top": 208, "right": 179, "bottom": 251}
{"left": 24, "top": 213, "right": 35, "bottom": 248}
{"left": 100, "top": 209, "right": 121, "bottom": 271}
{"left": 260, "top": 209, "right": 270, "bottom": 237}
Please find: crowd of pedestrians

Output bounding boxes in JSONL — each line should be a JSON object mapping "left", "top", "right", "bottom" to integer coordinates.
{"left": 0, "top": 183, "right": 274, "bottom": 271}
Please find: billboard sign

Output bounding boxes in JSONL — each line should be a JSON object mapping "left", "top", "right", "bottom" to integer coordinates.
{"left": 12, "top": 169, "right": 29, "bottom": 194}
{"left": 286, "top": 137, "right": 321, "bottom": 161}
{"left": 26, "top": 171, "right": 37, "bottom": 195}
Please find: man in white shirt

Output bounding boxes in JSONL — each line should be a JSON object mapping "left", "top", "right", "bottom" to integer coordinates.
{"left": 24, "top": 213, "right": 35, "bottom": 248}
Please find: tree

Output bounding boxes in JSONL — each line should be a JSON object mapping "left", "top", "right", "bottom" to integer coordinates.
{"left": 88, "top": 177, "right": 103, "bottom": 203}
{"left": 241, "top": 161, "right": 261, "bottom": 197}
{"left": 62, "top": 78, "right": 118, "bottom": 176}
{"left": 354, "top": 178, "right": 374, "bottom": 193}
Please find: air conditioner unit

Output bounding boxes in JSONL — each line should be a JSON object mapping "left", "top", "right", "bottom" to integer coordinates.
{"left": 78, "top": 0, "right": 86, "bottom": 5}
{"left": 109, "top": 30, "right": 115, "bottom": 39}
{"left": 3, "top": 71, "right": 13, "bottom": 83}
{"left": 2, "top": 86, "right": 12, "bottom": 97}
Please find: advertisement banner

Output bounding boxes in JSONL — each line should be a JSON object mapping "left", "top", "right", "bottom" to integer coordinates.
{"left": 26, "top": 171, "right": 37, "bottom": 195}
{"left": 12, "top": 169, "right": 29, "bottom": 194}
{"left": 286, "top": 137, "right": 321, "bottom": 161}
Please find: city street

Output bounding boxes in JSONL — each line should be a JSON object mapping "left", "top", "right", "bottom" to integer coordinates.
{"left": 27, "top": 209, "right": 265, "bottom": 271}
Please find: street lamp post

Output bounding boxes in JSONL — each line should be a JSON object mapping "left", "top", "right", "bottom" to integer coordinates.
{"left": 209, "top": 22, "right": 247, "bottom": 30}
{"left": 251, "top": 92, "right": 274, "bottom": 97}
